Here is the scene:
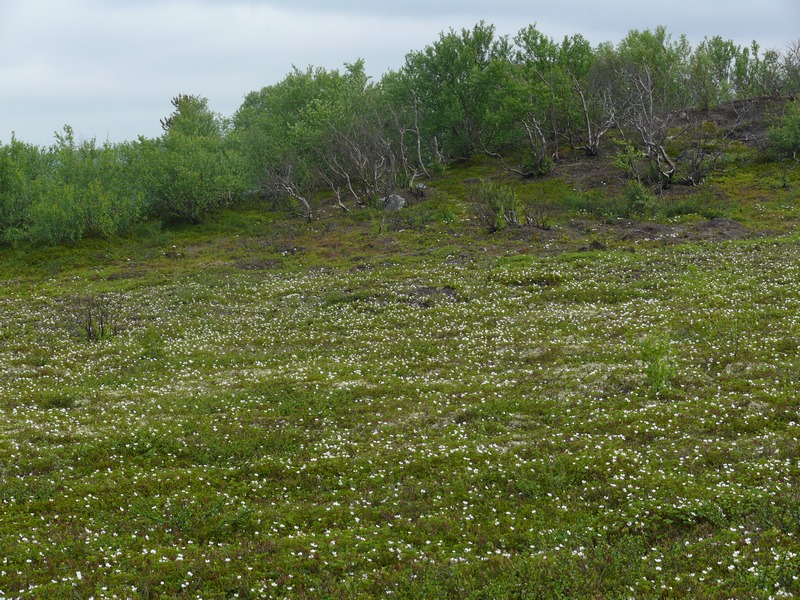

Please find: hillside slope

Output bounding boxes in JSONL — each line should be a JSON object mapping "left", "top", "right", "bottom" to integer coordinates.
{"left": 1, "top": 98, "right": 800, "bottom": 599}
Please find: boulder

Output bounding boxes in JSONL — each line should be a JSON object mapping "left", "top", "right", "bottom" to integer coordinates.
{"left": 382, "top": 194, "right": 406, "bottom": 212}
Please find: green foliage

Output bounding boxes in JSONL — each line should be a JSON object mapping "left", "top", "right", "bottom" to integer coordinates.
{"left": 412, "top": 195, "right": 461, "bottom": 225}
{"left": 234, "top": 62, "right": 395, "bottom": 215}
{"left": 734, "top": 40, "right": 785, "bottom": 98}
{"left": 623, "top": 180, "right": 656, "bottom": 216}
{"left": 611, "top": 27, "right": 692, "bottom": 162}
{"left": 2, "top": 23, "right": 800, "bottom": 247}
{"left": 562, "top": 182, "right": 655, "bottom": 222}
{"left": 768, "top": 101, "right": 800, "bottom": 163}
{"left": 0, "top": 136, "right": 42, "bottom": 241}
{"left": 398, "top": 21, "right": 511, "bottom": 160}
{"left": 613, "top": 141, "right": 647, "bottom": 182}
{"left": 616, "top": 26, "right": 691, "bottom": 108}
{"left": 140, "top": 96, "right": 246, "bottom": 223}
{"left": 767, "top": 101, "right": 800, "bottom": 188}
{"left": 1, "top": 127, "right": 146, "bottom": 245}
{"left": 659, "top": 189, "right": 727, "bottom": 220}
{"left": 507, "top": 26, "right": 592, "bottom": 165}
{"left": 784, "top": 41, "right": 800, "bottom": 98}
{"left": 688, "top": 35, "right": 740, "bottom": 109}
{"left": 522, "top": 196, "right": 554, "bottom": 229}
{"left": 639, "top": 333, "right": 675, "bottom": 395}
{"left": 564, "top": 189, "right": 627, "bottom": 222}
{"left": 474, "top": 179, "right": 521, "bottom": 231}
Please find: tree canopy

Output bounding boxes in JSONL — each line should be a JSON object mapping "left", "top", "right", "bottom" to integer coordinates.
{"left": 1, "top": 24, "right": 799, "bottom": 244}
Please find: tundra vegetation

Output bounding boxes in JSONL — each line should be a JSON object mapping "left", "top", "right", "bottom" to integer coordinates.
{"left": 1, "top": 23, "right": 800, "bottom": 598}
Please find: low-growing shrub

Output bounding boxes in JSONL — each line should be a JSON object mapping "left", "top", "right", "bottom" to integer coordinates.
{"left": 640, "top": 333, "right": 675, "bottom": 395}
{"left": 523, "top": 197, "right": 554, "bottom": 229}
{"left": 475, "top": 179, "right": 521, "bottom": 231}
{"left": 566, "top": 189, "right": 629, "bottom": 222}
{"left": 660, "top": 190, "right": 727, "bottom": 219}
{"left": 64, "top": 292, "right": 126, "bottom": 342}
{"left": 623, "top": 180, "right": 656, "bottom": 217}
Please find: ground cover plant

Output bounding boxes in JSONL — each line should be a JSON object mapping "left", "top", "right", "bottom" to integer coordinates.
{"left": 2, "top": 180, "right": 800, "bottom": 598}
{"left": 1, "top": 22, "right": 799, "bottom": 598}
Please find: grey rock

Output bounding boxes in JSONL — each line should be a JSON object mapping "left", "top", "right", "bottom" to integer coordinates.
{"left": 382, "top": 194, "right": 406, "bottom": 212}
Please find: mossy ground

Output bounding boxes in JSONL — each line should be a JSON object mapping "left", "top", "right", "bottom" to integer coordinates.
{"left": 1, "top": 155, "right": 800, "bottom": 598}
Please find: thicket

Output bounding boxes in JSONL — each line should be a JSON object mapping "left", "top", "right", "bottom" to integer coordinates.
{"left": 1, "top": 24, "right": 799, "bottom": 245}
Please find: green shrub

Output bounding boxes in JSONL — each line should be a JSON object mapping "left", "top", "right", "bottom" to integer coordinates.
{"left": 137, "top": 133, "right": 245, "bottom": 224}
{"left": 137, "top": 96, "right": 247, "bottom": 224}
{"left": 623, "top": 180, "right": 656, "bottom": 216}
{"left": 768, "top": 101, "right": 800, "bottom": 163}
{"left": 26, "top": 188, "right": 86, "bottom": 245}
{"left": 640, "top": 333, "right": 675, "bottom": 395}
{"left": 474, "top": 179, "right": 521, "bottom": 231}
{"left": 768, "top": 100, "right": 800, "bottom": 187}
{"left": 0, "top": 137, "right": 41, "bottom": 242}
{"left": 63, "top": 292, "right": 127, "bottom": 342}
{"left": 1, "top": 128, "right": 146, "bottom": 245}
{"left": 524, "top": 153, "right": 555, "bottom": 178}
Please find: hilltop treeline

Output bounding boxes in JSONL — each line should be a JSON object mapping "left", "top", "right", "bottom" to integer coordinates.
{"left": 1, "top": 23, "right": 799, "bottom": 245}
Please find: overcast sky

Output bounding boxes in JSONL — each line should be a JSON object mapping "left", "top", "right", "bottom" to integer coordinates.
{"left": 1, "top": 0, "right": 797, "bottom": 147}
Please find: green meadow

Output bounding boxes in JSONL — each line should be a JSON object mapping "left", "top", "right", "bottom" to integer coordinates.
{"left": 2, "top": 155, "right": 800, "bottom": 598}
